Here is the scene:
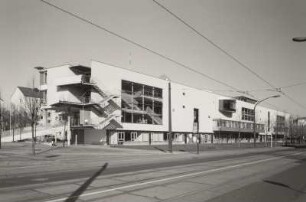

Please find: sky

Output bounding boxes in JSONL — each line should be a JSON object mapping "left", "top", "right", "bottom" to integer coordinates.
{"left": 0, "top": 0, "right": 306, "bottom": 116}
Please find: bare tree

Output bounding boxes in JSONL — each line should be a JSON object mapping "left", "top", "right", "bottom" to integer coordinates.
{"left": 24, "top": 88, "right": 41, "bottom": 155}
{"left": 10, "top": 104, "right": 22, "bottom": 142}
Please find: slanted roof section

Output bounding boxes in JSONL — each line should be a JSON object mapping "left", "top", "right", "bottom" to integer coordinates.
{"left": 18, "top": 87, "right": 42, "bottom": 98}
{"left": 235, "top": 96, "right": 257, "bottom": 104}
{"left": 70, "top": 65, "right": 91, "bottom": 75}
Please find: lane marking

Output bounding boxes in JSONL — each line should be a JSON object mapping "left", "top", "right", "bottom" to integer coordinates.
{"left": 31, "top": 178, "right": 49, "bottom": 182}
{"left": 44, "top": 151, "right": 305, "bottom": 202}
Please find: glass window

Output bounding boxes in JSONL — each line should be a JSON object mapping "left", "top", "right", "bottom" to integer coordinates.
{"left": 144, "top": 85, "right": 153, "bottom": 97}
{"left": 154, "top": 101, "right": 162, "bottom": 115}
{"left": 122, "top": 80, "right": 132, "bottom": 94}
{"left": 133, "top": 83, "right": 142, "bottom": 96}
{"left": 144, "top": 98, "right": 153, "bottom": 112}
{"left": 121, "top": 80, "right": 163, "bottom": 125}
{"left": 121, "top": 111, "right": 132, "bottom": 123}
{"left": 154, "top": 88, "right": 162, "bottom": 98}
{"left": 133, "top": 113, "right": 143, "bottom": 124}
{"left": 241, "top": 107, "right": 254, "bottom": 121}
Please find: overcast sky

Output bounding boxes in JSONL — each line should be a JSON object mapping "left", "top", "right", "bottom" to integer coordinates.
{"left": 0, "top": 0, "right": 306, "bottom": 116}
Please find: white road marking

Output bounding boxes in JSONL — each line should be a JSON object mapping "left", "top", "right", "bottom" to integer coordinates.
{"left": 32, "top": 178, "right": 49, "bottom": 182}
{"left": 44, "top": 151, "right": 304, "bottom": 202}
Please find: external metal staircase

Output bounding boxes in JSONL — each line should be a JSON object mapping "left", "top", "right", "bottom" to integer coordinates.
{"left": 89, "top": 81, "right": 122, "bottom": 130}
{"left": 94, "top": 114, "right": 122, "bottom": 130}
{"left": 121, "top": 92, "right": 162, "bottom": 125}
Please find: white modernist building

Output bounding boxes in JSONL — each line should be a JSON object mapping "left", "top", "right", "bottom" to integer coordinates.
{"left": 36, "top": 61, "right": 291, "bottom": 145}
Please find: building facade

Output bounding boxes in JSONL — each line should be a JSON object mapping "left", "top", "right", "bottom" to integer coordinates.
{"left": 36, "top": 61, "right": 291, "bottom": 145}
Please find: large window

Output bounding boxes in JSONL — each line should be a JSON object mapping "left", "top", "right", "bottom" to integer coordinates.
{"left": 121, "top": 80, "right": 163, "bottom": 125}
{"left": 40, "top": 71, "right": 47, "bottom": 85}
{"left": 276, "top": 115, "right": 285, "bottom": 129}
{"left": 242, "top": 107, "right": 254, "bottom": 121}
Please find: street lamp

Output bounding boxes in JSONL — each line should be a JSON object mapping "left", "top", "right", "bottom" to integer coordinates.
{"left": 292, "top": 37, "right": 306, "bottom": 42}
{"left": 253, "top": 95, "right": 280, "bottom": 147}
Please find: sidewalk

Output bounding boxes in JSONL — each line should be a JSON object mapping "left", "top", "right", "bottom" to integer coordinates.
{"left": 112, "top": 142, "right": 284, "bottom": 153}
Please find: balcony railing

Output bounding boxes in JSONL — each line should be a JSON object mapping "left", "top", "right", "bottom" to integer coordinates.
{"left": 122, "top": 90, "right": 162, "bottom": 100}
{"left": 56, "top": 75, "right": 92, "bottom": 86}
{"left": 213, "top": 119, "right": 265, "bottom": 133}
{"left": 57, "top": 94, "right": 92, "bottom": 106}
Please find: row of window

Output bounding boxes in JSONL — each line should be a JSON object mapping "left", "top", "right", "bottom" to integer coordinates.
{"left": 216, "top": 119, "right": 264, "bottom": 131}
{"left": 121, "top": 112, "right": 162, "bottom": 124}
{"left": 122, "top": 80, "right": 162, "bottom": 98}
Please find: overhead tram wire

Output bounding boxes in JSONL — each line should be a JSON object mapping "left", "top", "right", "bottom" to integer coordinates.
{"left": 40, "top": 0, "right": 282, "bottom": 111}
{"left": 152, "top": 0, "right": 306, "bottom": 111}
{"left": 152, "top": 0, "right": 275, "bottom": 88}
{"left": 279, "top": 81, "right": 306, "bottom": 89}
{"left": 40, "top": 0, "right": 240, "bottom": 93}
{"left": 212, "top": 80, "right": 306, "bottom": 94}
{"left": 40, "top": 0, "right": 284, "bottom": 111}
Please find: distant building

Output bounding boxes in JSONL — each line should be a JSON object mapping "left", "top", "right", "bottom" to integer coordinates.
{"left": 11, "top": 86, "right": 42, "bottom": 103}
{"left": 11, "top": 86, "right": 43, "bottom": 125}
{"left": 35, "top": 61, "right": 291, "bottom": 145}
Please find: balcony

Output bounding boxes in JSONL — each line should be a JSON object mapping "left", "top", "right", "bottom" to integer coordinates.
{"left": 213, "top": 119, "right": 265, "bottom": 133}
{"left": 55, "top": 75, "right": 92, "bottom": 87}
{"left": 219, "top": 99, "right": 236, "bottom": 113}
{"left": 70, "top": 114, "right": 95, "bottom": 128}
{"left": 52, "top": 94, "right": 93, "bottom": 108}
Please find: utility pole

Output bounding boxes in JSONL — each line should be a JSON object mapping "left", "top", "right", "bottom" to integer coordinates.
{"left": 168, "top": 80, "right": 172, "bottom": 153}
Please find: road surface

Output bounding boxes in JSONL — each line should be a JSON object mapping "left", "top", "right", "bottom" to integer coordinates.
{"left": 0, "top": 145, "right": 305, "bottom": 202}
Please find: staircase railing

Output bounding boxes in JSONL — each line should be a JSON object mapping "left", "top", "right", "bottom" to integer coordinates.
{"left": 94, "top": 114, "right": 121, "bottom": 130}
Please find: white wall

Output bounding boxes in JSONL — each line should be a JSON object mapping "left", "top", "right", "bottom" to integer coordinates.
{"left": 46, "top": 65, "right": 79, "bottom": 105}
{"left": 170, "top": 83, "right": 216, "bottom": 133}
{"left": 10, "top": 88, "right": 25, "bottom": 109}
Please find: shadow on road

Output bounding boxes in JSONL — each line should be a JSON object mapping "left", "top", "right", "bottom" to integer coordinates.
{"left": 35, "top": 145, "right": 62, "bottom": 155}
{"left": 153, "top": 146, "right": 167, "bottom": 153}
{"left": 65, "top": 162, "right": 108, "bottom": 202}
{"left": 264, "top": 180, "right": 306, "bottom": 194}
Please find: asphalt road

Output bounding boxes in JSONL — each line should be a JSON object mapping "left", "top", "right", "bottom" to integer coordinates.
{"left": 0, "top": 148, "right": 295, "bottom": 188}
{"left": 0, "top": 146, "right": 305, "bottom": 202}
{"left": 206, "top": 159, "right": 306, "bottom": 202}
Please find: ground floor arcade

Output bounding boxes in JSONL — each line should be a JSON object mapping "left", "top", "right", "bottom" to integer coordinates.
{"left": 68, "top": 128, "right": 286, "bottom": 145}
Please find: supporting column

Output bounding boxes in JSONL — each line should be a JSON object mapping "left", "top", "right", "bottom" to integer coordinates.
{"left": 149, "top": 132, "right": 152, "bottom": 145}
{"left": 75, "top": 134, "right": 78, "bottom": 146}
{"left": 67, "top": 115, "right": 71, "bottom": 146}
{"left": 106, "top": 130, "right": 110, "bottom": 145}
